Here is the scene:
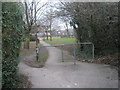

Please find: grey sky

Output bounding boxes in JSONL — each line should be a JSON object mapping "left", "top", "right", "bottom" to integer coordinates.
{"left": 1, "top": 0, "right": 119, "bottom": 2}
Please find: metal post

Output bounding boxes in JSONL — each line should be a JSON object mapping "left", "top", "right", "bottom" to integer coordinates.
{"left": 38, "top": 46, "right": 41, "bottom": 60}
{"left": 73, "top": 48, "right": 76, "bottom": 65}
{"left": 61, "top": 45, "right": 64, "bottom": 62}
{"left": 92, "top": 44, "right": 94, "bottom": 59}
{"left": 36, "top": 32, "right": 39, "bottom": 61}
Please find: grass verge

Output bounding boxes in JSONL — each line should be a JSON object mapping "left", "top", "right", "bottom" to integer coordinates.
{"left": 36, "top": 46, "right": 49, "bottom": 67}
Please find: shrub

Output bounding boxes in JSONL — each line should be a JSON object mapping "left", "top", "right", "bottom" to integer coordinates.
{"left": 2, "top": 2, "right": 24, "bottom": 88}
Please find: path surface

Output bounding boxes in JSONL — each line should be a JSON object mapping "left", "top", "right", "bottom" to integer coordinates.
{"left": 19, "top": 40, "right": 118, "bottom": 88}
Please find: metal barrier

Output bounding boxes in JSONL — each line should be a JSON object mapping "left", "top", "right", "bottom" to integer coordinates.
{"left": 39, "top": 42, "right": 94, "bottom": 65}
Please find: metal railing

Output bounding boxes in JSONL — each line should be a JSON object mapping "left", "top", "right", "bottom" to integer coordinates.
{"left": 39, "top": 42, "right": 94, "bottom": 65}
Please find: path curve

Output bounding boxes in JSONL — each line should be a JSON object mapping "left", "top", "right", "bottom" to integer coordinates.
{"left": 19, "top": 40, "right": 118, "bottom": 88}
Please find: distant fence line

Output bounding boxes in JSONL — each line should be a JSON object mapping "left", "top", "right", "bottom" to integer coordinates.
{"left": 40, "top": 42, "right": 93, "bottom": 47}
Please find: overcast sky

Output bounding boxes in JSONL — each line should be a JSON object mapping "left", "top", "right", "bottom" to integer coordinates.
{"left": 2, "top": 0, "right": 119, "bottom": 2}
{"left": 34, "top": 0, "right": 72, "bottom": 30}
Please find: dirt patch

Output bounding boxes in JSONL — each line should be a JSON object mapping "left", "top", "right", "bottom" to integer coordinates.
{"left": 23, "top": 55, "right": 42, "bottom": 68}
{"left": 95, "top": 53, "right": 119, "bottom": 67}
{"left": 18, "top": 73, "right": 32, "bottom": 88}
{"left": 79, "top": 53, "right": 119, "bottom": 77}
{"left": 20, "top": 43, "right": 36, "bottom": 58}
{"left": 78, "top": 53, "right": 119, "bottom": 67}
{"left": 20, "top": 43, "right": 49, "bottom": 68}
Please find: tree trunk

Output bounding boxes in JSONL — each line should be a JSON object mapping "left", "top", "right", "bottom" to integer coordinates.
{"left": 24, "top": 33, "right": 30, "bottom": 49}
{"left": 46, "top": 31, "right": 49, "bottom": 40}
{"left": 50, "top": 22, "right": 52, "bottom": 41}
{"left": 50, "top": 31, "right": 52, "bottom": 41}
{"left": 65, "top": 22, "right": 70, "bottom": 38}
{"left": 50, "top": 35, "right": 52, "bottom": 41}
{"left": 66, "top": 29, "right": 70, "bottom": 38}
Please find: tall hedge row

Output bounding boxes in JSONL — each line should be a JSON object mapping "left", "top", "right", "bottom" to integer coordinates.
{"left": 62, "top": 2, "right": 118, "bottom": 56}
{"left": 2, "top": 2, "right": 24, "bottom": 88}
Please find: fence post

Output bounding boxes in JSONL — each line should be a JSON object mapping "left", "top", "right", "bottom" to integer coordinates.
{"left": 92, "top": 43, "right": 94, "bottom": 59}
{"left": 61, "top": 45, "right": 64, "bottom": 62}
{"left": 73, "top": 48, "right": 76, "bottom": 65}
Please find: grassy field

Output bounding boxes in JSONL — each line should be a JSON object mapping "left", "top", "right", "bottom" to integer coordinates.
{"left": 40, "top": 37, "right": 60, "bottom": 40}
{"left": 42, "top": 37, "right": 76, "bottom": 45}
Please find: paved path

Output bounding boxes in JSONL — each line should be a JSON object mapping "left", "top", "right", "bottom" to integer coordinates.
{"left": 19, "top": 40, "right": 118, "bottom": 88}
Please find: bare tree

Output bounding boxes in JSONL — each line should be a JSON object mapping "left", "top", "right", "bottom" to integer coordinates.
{"left": 43, "top": 8, "right": 56, "bottom": 41}
{"left": 56, "top": 2, "right": 118, "bottom": 55}
{"left": 64, "top": 20, "right": 70, "bottom": 38}
{"left": 24, "top": 0, "right": 48, "bottom": 49}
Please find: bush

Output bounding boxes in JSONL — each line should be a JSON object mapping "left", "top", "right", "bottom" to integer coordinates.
{"left": 2, "top": 2, "right": 24, "bottom": 88}
{"left": 75, "top": 45, "right": 93, "bottom": 59}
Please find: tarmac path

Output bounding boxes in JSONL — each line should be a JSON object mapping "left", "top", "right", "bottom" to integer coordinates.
{"left": 19, "top": 40, "right": 118, "bottom": 88}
